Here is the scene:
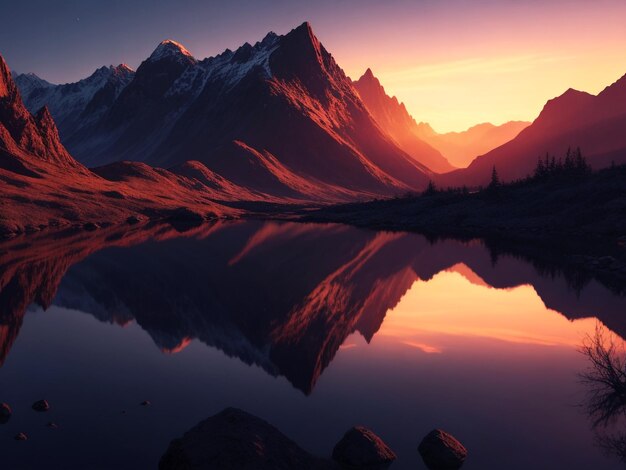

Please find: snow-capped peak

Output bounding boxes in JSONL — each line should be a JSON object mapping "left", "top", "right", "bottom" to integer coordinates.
{"left": 116, "top": 63, "right": 134, "bottom": 73}
{"left": 14, "top": 72, "right": 53, "bottom": 89}
{"left": 149, "top": 39, "right": 195, "bottom": 63}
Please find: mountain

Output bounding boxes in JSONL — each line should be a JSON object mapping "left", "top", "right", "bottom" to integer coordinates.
{"left": 0, "top": 56, "right": 81, "bottom": 171}
{"left": 16, "top": 23, "right": 432, "bottom": 199}
{"left": 440, "top": 74, "right": 626, "bottom": 187}
{"left": 352, "top": 69, "right": 455, "bottom": 173}
{"left": 0, "top": 53, "right": 239, "bottom": 236}
{"left": 414, "top": 121, "right": 529, "bottom": 168}
{"left": 15, "top": 64, "right": 135, "bottom": 142}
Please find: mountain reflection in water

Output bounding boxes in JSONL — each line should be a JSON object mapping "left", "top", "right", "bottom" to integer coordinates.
{"left": 1, "top": 220, "right": 626, "bottom": 469}
{"left": 1, "top": 220, "right": 625, "bottom": 394}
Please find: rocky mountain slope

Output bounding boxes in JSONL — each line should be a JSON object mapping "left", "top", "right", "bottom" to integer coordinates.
{"left": 0, "top": 54, "right": 240, "bottom": 236}
{"left": 352, "top": 68, "right": 454, "bottom": 173}
{"left": 16, "top": 23, "right": 433, "bottom": 199}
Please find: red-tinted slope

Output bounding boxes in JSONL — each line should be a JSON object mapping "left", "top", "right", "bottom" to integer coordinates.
{"left": 0, "top": 56, "right": 81, "bottom": 170}
{"left": 0, "top": 54, "right": 239, "bottom": 236}
{"left": 164, "top": 23, "right": 433, "bottom": 197}
{"left": 353, "top": 69, "right": 455, "bottom": 173}
{"left": 440, "top": 74, "right": 626, "bottom": 187}
{"left": 53, "top": 23, "right": 432, "bottom": 199}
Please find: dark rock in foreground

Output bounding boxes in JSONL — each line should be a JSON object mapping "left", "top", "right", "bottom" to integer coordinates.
{"left": 0, "top": 402, "right": 12, "bottom": 423}
{"left": 14, "top": 432, "right": 28, "bottom": 441}
{"left": 332, "top": 426, "right": 396, "bottom": 469}
{"left": 159, "top": 407, "right": 336, "bottom": 469}
{"left": 32, "top": 399, "right": 50, "bottom": 412}
{"left": 418, "top": 429, "right": 467, "bottom": 470}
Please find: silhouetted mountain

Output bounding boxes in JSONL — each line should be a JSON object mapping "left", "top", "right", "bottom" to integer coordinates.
{"left": 414, "top": 121, "right": 529, "bottom": 168}
{"left": 15, "top": 23, "right": 432, "bottom": 200}
{"left": 353, "top": 68, "right": 454, "bottom": 173}
{"left": 1, "top": 220, "right": 624, "bottom": 392}
{"left": 440, "top": 74, "right": 626, "bottom": 186}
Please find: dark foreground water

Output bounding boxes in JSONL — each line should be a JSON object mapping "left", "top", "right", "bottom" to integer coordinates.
{"left": 0, "top": 221, "right": 624, "bottom": 469}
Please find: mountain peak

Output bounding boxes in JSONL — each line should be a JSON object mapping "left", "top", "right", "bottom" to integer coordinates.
{"left": 149, "top": 39, "right": 195, "bottom": 63}
{"left": 284, "top": 21, "right": 320, "bottom": 49}
{"left": 356, "top": 68, "right": 381, "bottom": 87}
{"left": 112, "top": 63, "right": 135, "bottom": 78}
{"left": 35, "top": 105, "right": 56, "bottom": 132}
{"left": 294, "top": 21, "right": 314, "bottom": 34}
{"left": 260, "top": 31, "right": 278, "bottom": 46}
{"left": 0, "top": 54, "right": 15, "bottom": 98}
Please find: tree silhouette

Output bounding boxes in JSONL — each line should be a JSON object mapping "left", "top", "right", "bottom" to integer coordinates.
{"left": 424, "top": 179, "right": 437, "bottom": 196}
{"left": 488, "top": 166, "right": 500, "bottom": 190}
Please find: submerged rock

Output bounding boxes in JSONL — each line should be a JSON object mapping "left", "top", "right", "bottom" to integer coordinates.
{"left": 140, "top": 400, "right": 151, "bottom": 406}
{"left": 14, "top": 432, "right": 28, "bottom": 441}
{"left": 159, "top": 407, "right": 336, "bottom": 469}
{"left": 0, "top": 402, "right": 12, "bottom": 423}
{"left": 47, "top": 421, "right": 59, "bottom": 429}
{"left": 418, "top": 429, "right": 467, "bottom": 470}
{"left": 332, "top": 426, "right": 396, "bottom": 469}
{"left": 32, "top": 399, "right": 50, "bottom": 412}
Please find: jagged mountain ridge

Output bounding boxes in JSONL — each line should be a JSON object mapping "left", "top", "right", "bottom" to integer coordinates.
{"left": 0, "top": 54, "right": 240, "bottom": 235}
{"left": 16, "top": 22, "right": 433, "bottom": 198}
{"left": 352, "top": 68, "right": 455, "bottom": 173}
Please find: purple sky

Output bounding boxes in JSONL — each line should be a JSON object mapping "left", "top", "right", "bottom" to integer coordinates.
{"left": 2, "top": 0, "right": 624, "bottom": 131}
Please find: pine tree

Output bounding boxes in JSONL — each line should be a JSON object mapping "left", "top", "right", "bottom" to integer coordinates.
{"left": 424, "top": 179, "right": 437, "bottom": 196}
{"left": 534, "top": 156, "right": 546, "bottom": 178}
{"left": 489, "top": 165, "right": 500, "bottom": 189}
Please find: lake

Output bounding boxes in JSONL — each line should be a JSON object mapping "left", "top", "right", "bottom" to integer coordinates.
{"left": 0, "top": 220, "right": 624, "bottom": 469}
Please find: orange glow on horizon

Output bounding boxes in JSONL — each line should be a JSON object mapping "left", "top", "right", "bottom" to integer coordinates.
{"left": 324, "top": 1, "right": 626, "bottom": 132}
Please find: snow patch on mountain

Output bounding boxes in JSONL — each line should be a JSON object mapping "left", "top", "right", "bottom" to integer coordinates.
{"left": 15, "top": 65, "right": 135, "bottom": 139}
{"left": 165, "top": 34, "right": 279, "bottom": 99}
{"left": 149, "top": 39, "right": 195, "bottom": 63}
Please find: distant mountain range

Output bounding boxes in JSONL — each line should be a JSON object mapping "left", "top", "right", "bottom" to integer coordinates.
{"left": 352, "top": 68, "right": 455, "bottom": 173}
{"left": 441, "top": 74, "right": 626, "bottom": 186}
{"left": 414, "top": 121, "right": 530, "bottom": 168}
{"left": 352, "top": 69, "right": 529, "bottom": 171}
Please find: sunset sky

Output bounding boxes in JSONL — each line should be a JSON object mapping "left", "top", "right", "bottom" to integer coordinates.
{"left": 2, "top": 0, "right": 625, "bottom": 131}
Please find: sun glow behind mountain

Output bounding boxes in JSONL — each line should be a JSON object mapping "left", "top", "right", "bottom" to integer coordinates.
{"left": 3, "top": 0, "right": 624, "bottom": 132}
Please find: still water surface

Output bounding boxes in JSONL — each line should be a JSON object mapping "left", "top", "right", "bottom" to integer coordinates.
{"left": 0, "top": 221, "right": 624, "bottom": 469}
